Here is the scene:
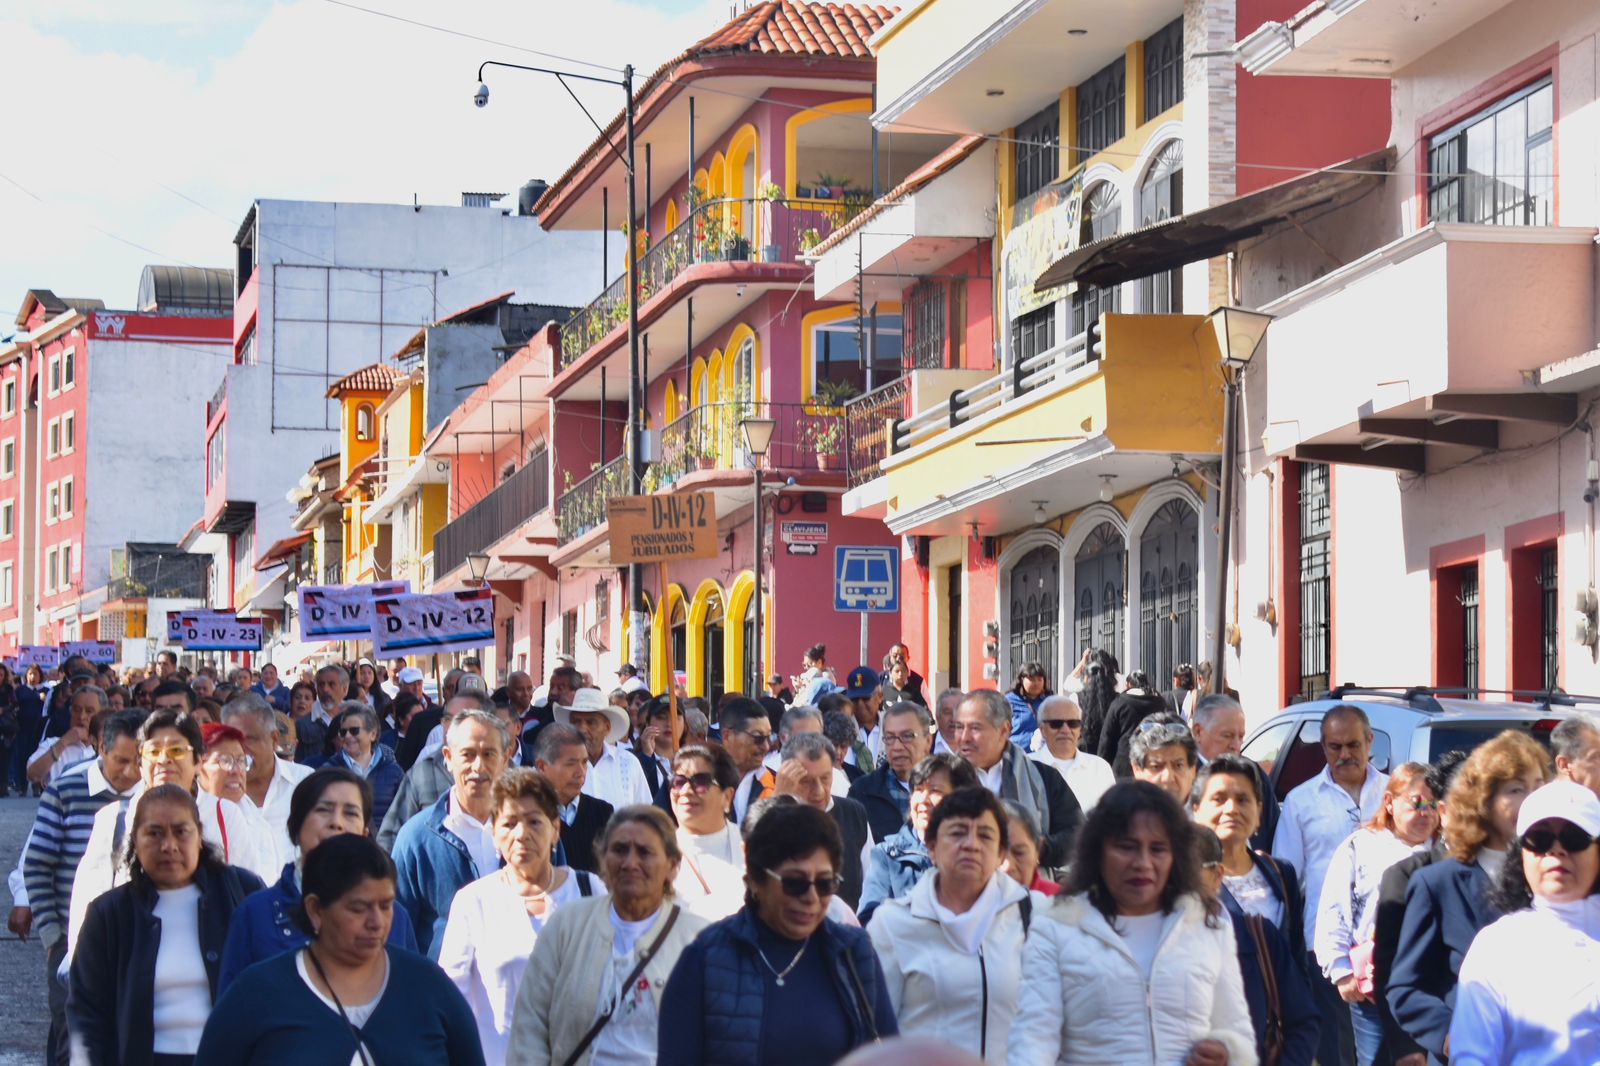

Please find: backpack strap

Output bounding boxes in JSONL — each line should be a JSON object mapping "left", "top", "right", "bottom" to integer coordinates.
{"left": 577, "top": 870, "right": 594, "bottom": 897}
{"left": 1019, "top": 894, "right": 1033, "bottom": 936}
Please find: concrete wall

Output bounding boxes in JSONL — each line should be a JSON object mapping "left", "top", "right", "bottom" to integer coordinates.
{"left": 422, "top": 324, "right": 504, "bottom": 433}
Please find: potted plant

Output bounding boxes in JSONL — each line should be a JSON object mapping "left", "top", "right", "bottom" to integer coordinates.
{"left": 724, "top": 233, "right": 751, "bottom": 261}
{"left": 758, "top": 182, "right": 784, "bottom": 261}
{"left": 798, "top": 227, "right": 823, "bottom": 254}
{"left": 800, "top": 413, "right": 844, "bottom": 471}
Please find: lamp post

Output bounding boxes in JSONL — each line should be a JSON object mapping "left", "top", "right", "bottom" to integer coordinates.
{"left": 740, "top": 416, "right": 776, "bottom": 693}
{"left": 1201, "top": 307, "right": 1273, "bottom": 693}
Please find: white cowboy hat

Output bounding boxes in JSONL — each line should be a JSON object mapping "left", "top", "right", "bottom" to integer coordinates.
{"left": 555, "top": 686, "right": 630, "bottom": 744}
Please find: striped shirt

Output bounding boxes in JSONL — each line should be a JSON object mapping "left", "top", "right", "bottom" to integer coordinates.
{"left": 22, "top": 760, "right": 127, "bottom": 946}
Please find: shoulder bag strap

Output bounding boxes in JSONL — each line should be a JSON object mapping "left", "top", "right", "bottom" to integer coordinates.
{"left": 1243, "top": 916, "right": 1284, "bottom": 1066}
{"left": 560, "top": 905, "right": 681, "bottom": 1066}
{"left": 305, "top": 947, "right": 376, "bottom": 1066}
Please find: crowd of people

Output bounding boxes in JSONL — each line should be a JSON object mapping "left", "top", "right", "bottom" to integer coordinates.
{"left": 8, "top": 643, "right": 1600, "bottom": 1065}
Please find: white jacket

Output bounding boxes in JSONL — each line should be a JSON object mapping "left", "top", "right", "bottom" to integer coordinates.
{"left": 868, "top": 870, "right": 1031, "bottom": 1064}
{"left": 1008, "top": 892, "right": 1258, "bottom": 1066}
{"left": 1313, "top": 826, "right": 1427, "bottom": 981}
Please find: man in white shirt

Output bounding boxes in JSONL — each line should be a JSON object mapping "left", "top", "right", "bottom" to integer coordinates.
{"left": 1272, "top": 703, "right": 1389, "bottom": 1066}
{"left": 224, "top": 692, "right": 313, "bottom": 871}
{"left": 26, "top": 686, "right": 103, "bottom": 789}
{"left": 559, "top": 688, "right": 652, "bottom": 809}
{"left": 1028, "top": 693, "right": 1115, "bottom": 813}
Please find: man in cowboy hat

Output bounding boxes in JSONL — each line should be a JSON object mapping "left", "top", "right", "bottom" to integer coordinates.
{"left": 557, "top": 687, "right": 653, "bottom": 809}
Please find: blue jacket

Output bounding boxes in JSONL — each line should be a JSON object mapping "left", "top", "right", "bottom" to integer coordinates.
{"left": 657, "top": 907, "right": 897, "bottom": 1066}
{"left": 1005, "top": 690, "right": 1043, "bottom": 748}
{"left": 847, "top": 763, "right": 911, "bottom": 843}
{"left": 1231, "top": 911, "right": 1320, "bottom": 1066}
{"left": 1387, "top": 857, "right": 1500, "bottom": 1064}
{"left": 856, "top": 823, "right": 930, "bottom": 925}
{"left": 218, "top": 861, "right": 416, "bottom": 992}
{"left": 392, "top": 791, "right": 485, "bottom": 959}
{"left": 323, "top": 746, "right": 404, "bottom": 830}
{"left": 1219, "top": 851, "right": 1307, "bottom": 962}
{"left": 250, "top": 681, "right": 290, "bottom": 714}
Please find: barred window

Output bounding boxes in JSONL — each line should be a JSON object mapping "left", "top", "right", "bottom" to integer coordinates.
{"left": 1015, "top": 103, "right": 1060, "bottom": 201}
{"left": 1076, "top": 57, "right": 1126, "bottom": 165}
{"left": 1144, "top": 18, "right": 1184, "bottom": 120}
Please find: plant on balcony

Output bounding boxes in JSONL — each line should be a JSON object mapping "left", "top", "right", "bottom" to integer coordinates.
{"left": 799, "top": 411, "right": 845, "bottom": 471}
{"left": 812, "top": 379, "right": 861, "bottom": 407}
{"left": 760, "top": 181, "right": 784, "bottom": 202}
{"left": 798, "top": 227, "right": 824, "bottom": 254}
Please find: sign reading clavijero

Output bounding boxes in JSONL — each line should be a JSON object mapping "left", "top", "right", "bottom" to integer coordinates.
{"left": 607, "top": 492, "right": 719, "bottom": 565}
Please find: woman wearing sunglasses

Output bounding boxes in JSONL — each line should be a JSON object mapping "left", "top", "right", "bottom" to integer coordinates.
{"left": 668, "top": 745, "right": 746, "bottom": 920}
{"left": 1314, "top": 762, "right": 1440, "bottom": 1066}
{"left": 658, "top": 801, "right": 897, "bottom": 1066}
{"left": 325, "top": 703, "right": 403, "bottom": 830}
{"left": 1450, "top": 778, "right": 1600, "bottom": 1064}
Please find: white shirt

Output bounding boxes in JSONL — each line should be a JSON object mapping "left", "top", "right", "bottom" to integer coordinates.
{"left": 976, "top": 760, "right": 1004, "bottom": 796}
{"left": 591, "top": 905, "right": 664, "bottom": 1066}
{"left": 442, "top": 792, "right": 498, "bottom": 879}
{"left": 252, "top": 755, "right": 314, "bottom": 872}
{"left": 1273, "top": 763, "right": 1389, "bottom": 949}
{"left": 1314, "top": 826, "right": 1430, "bottom": 982}
{"left": 151, "top": 884, "right": 208, "bottom": 1054}
{"left": 674, "top": 823, "right": 745, "bottom": 921}
{"left": 581, "top": 744, "right": 654, "bottom": 810}
{"left": 1224, "top": 862, "right": 1284, "bottom": 928}
{"left": 1030, "top": 748, "right": 1116, "bottom": 812}
{"left": 28, "top": 734, "right": 95, "bottom": 786}
{"left": 1115, "top": 911, "right": 1166, "bottom": 981}
{"left": 298, "top": 949, "right": 389, "bottom": 1066}
{"left": 844, "top": 724, "right": 884, "bottom": 768}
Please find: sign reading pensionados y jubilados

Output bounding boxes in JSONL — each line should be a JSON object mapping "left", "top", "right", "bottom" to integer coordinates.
{"left": 606, "top": 492, "right": 720, "bottom": 564}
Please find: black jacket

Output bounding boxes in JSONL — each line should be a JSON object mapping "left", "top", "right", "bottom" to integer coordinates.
{"left": 1231, "top": 911, "right": 1320, "bottom": 1066}
{"left": 559, "top": 793, "right": 615, "bottom": 874}
{"left": 395, "top": 707, "right": 444, "bottom": 771}
{"left": 68, "top": 862, "right": 265, "bottom": 1066}
{"left": 829, "top": 796, "right": 871, "bottom": 910}
{"left": 1098, "top": 691, "right": 1170, "bottom": 775}
{"left": 848, "top": 763, "right": 911, "bottom": 842}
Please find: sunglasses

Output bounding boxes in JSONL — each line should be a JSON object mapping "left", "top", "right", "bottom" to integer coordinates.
{"left": 1043, "top": 718, "right": 1083, "bottom": 731}
{"left": 1407, "top": 799, "right": 1441, "bottom": 813}
{"left": 140, "top": 742, "right": 193, "bottom": 761}
{"left": 1520, "top": 823, "right": 1597, "bottom": 856}
{"left": 730, "top": 729, "right": 774, "bottom": 746}
{"left": 337, "top": 726, "right": 367, "bottom": 738}
{"left": 670, "top": 772, "right": 715, "bottom": 794}
{"left": 764, "top": 868, "right": 841, "bottom": 899}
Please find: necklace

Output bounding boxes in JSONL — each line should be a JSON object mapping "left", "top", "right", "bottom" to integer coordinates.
{"left": 756, "top": 936, "right": 810, "bottom": 987}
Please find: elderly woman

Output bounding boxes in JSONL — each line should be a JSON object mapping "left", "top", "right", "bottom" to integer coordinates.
{"left": 197, "top": 723, "right": 253, "bottom": 807}
{"left": 507, "top": 806, "right": 705, "bottom": 1065}
{"left": 1128, "top": 715, "right": 1201, "bottom": 808}
{"left": 197, "top": 834, "right": 482, "bottom": 1064}
{"left": 659, "top": 801, "right": 897, "bottom": 1065}
{"left": 69, "top": 784, "right": 265, "bottom": 1066}
{"left": 219, "top": 768, "right": 416, "bottom": 991}
{"left": 858, "top": 753, "right": 979, "bottom": 923}
{"left": 1001, "top": 800, "right": 1060, "bottom": 897}
{"left": 325, "top": 702, "right": 403, "bottom": 829}
{"left": 669, "top": 745, "right": 746, "bottom": 920}
{"left": 1448, "top": 779, "right": 1600, "bottom": 1063}
{"left": 1388, "top": 732, "right": 1551, "bottom": 1063}
{"left": 438, "top": 768, "right": 602, "bottom": 1064}
{"left": 1010, "top": 782, "right": 1256, "bottom": 1065}
{"left": 870, "top": 787, "right": 1031, "bottom": 1063}
{"left": 1315, "top": 762, "right": 1440, "bottom": 1066}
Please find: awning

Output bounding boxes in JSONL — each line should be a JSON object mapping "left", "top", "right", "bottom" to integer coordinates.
{"left": 243, "top": 569, "right": 288, "bottom": 612}
{"left": 255, "top": 532, "right": 311, "bottom": 571}
{"left": 1034, "top": 147, "right": 1394, "bottom": 292}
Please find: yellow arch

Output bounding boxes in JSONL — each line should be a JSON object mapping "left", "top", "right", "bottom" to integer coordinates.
{"left": 721, "top": 322, "right": 761, "bottom": 403}
{"left": 664, "top": 198, "right": 679, "bottom": 234}
{"left": 784, "top": 98, "right": 872, "bottom": 199}
{"left": 798, "top": 302, "right": 903, "bottom": 406}
{"left": 725, "top": 124, "right": 761, "bottom": 243}
{"left": 707, "top": 350, "right": 724, "bottom": 404}
{"left": 664, "top": 379, "right": 680, "bottom": 424}
{"left": 689, "top": 357, "right": 708, "bottom": 410}
{"left": 709, "top": 153, "right": 727, "bottom": 200}
{"left": 685, "top": 578, "right": 726, "bottom": 697}
{"left": 651, "top": 582, "right": 687, "bottom": 692}
{"left": 724, "top": 570, "right": 756, "bottom": 693}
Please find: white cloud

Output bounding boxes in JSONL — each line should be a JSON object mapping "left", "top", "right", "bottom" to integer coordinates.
{"left": 0, "top": 0, "right": 734, "bottom": 309}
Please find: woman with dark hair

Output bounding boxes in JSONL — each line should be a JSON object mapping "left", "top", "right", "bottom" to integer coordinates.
{"left": 858, "top": 753, "right": 980, "bottom": 923}
{"left": 68, "top": 784, "right": 265, "bottom": 1066}
{"left": 1076, "top": 649, "right": 1120, "bottom": 760}
{"left": 669, "top": 745, "right": 745, "bottom": 920}
{"left": 870, "top": 786, "right": 1030, "bottom": 1063}
{"left": 1006, "top": 662, "right": 1051, "bottom": 750}
{"left": 659, "top": 801, "right": 896, "bottom": 1065}
{"left": 197, "top": 834, "right": 483, "bottom": 1064}
{"left": 218, "top": 768, "right": 416, "bottom": 991}
{"left": 1010, "top": 782, "right": 1255, "bottom": 1064}
{"left": 1001, "top": 799, "right": 1060, "bottom": 897}
{"left": 0, "top": 662, "right": 18, "bottom": 795}
{"left": 1447, "top": 779, "right": 1600, "bottom": 1063}
{"left": 326, "top": 703, "right": 404, "bottom": 828}
{"left": 1095, "top": 671, "right": 1170, "bottom": 775}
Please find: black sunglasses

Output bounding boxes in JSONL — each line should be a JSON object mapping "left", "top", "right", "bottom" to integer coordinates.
{"left": 764, "top": 868, "right": 840, "bottom": 899}
{"left": 1520, "top": 823, "right": 1597, "bottom": 856}
{"left": 1043, "top": 718, "right": 1083, "bottom": 730}
{"left": 670, "top": 772, "right": 715, "bottom": 794}
{"left": 337, "top": 726, "right": 366, "bottom": 738}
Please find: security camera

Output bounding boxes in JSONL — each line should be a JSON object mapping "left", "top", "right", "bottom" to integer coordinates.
{"left": 473, "top": 83, "right": 490, "bottom": 108}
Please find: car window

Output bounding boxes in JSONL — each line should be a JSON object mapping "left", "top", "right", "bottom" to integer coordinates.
{"left": 1271, "top": 716, "right": 1392, "bottom": 799}
{"left": 1426, "top": 722, "right": 1549, "bottom": 762}
{"left": 1242, "top": 720, "right": 1296, "bottom": 781}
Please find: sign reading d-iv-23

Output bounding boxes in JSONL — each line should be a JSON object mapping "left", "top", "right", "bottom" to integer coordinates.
{"left": 833, "top": 546, "right": 899, "bottom": 613}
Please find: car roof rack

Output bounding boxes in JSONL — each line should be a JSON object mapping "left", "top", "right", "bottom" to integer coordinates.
{"left": 1322, "top": 685, "right": 1445, "bottom": 713}
{"left": 1325, "top": 684, "right": 1600, "bottom": 714}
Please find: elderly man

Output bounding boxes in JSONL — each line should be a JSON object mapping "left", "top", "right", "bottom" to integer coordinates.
{"left": 223, "top": 693, "right": 313, "bottom": 870}
{"left": 250, "top": 662, "right": 291, "bottom": 713}
{"left": 190, "top": 674, "right": 216, "bottom": 702}
{"left": 378, "top": 692, "right": 488, "bottom": 851}
{"left": 1127, "top": 715, "right": 1200, "bottom": 806}
{"left": 951, "top": 688, "right": 1082, "bottom": 868}
{"left": 849, "top": 701, "right": 934, "bottom": 840}
{"left": 931, "top": 688, "right": 963, "bottom": 755}
{"left": 296, "top": 663, "right": 349, "bottom": 762}
{"left": 1551, "top": 712, "right": 1600, "bottom": 796}
{"left": 559, "top": 687, "right": 652, "bottom": 809}
{"left": 515, "top": 664, "right": 580, "bottom": 765}
{"left": 773, "top": 731, "right": 873, "bottom": 909}
{"left": 1029, "top": 693, "right": 1115, "bottom": 813}
{"left": 391, "top": 707, "right": 512, "bottom": 958}
{"left": 843, "top": 666, "right": 885, "bottom": 770}
{"left": 532, "top": 723, "right": 613, "bottom": 873}
{"left": 1192, "top": 693, "right": 1278, "bottom": 848}
{"left": 735, "top": 704, "right": 849, "bottom": 819}
{"left": 1274, "top": 703, "right": 1389, "bottom": 1066}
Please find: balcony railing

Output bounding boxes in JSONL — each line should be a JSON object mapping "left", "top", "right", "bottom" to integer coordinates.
{"left": 557, "top": 455, "right": 632, "bottom": 544}
{"left": 652, "top": 402, "right": 845, "bottom": 490}
{"left": 559, "top": 196, "right": 862, "bottom": 368}
{"left": 322, "top": 560, "right": 343, "bottom": 586}
{"left": 844, "top": 377, "right": 910, "bottom": 489}
{"left": 434, "top": 457, "right": 551, "bottom": 579}
{"left": 207, "top": 377, "right": 227, "bottom": 424}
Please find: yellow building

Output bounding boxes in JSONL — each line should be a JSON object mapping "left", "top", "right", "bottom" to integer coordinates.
{"left": 327, "top": 364, "right": 400, "bottom": 585}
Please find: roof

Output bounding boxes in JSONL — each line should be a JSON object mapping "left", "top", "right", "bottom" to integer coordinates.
{"left": 326, "top": 363, "right": 401, "bottom": 398}
{"left": 1034, "top": 147, "right": 1396, "bottom": 292}
{"left": 16, "top": 289, "right": 105, "bottom": 327}
{"left": 810, "top": 134, "right": 985, "bottom": 255}
{"left": 537, "top": 1, "right": 894, "bottom": 219}
{"left": 254, "top": 532, "right": 312, "bottom": 571}
{"left": 394, "top": 291, "right": 516, "bottom": 361}
{"left": 137, "top": 265, "right": 233, "bottom": 314}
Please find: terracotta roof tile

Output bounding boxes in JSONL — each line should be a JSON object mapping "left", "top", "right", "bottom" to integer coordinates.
{"left": 326, "top": 363, "right": 401, "bottom": 398}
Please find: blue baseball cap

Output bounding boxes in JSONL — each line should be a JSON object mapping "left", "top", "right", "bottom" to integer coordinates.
{"left": 844, "top": 666, "right": 880, "bottom": 698}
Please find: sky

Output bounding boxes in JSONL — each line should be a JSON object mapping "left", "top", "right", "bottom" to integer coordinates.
{"left": 0, "top": 0, "right": 742, "bottom": 319}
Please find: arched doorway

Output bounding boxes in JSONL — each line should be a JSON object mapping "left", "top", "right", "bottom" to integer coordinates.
{"left": 701, "top": 589, "right": 726, "bottom": 703}
{"left": 1139, "top": 499, "right": 1198, "bottom": 683}
{"left": 1008, "top": 545, "right": 1059, "bottom": 683}
{"left": 742, "top": 594, "right": 758, "bottom": 696}
{"left": 1074, "top": 521, "right": 1125, "bottom": 663}
{"left": 670, "top": 597, "right": 687, "bottom": 685}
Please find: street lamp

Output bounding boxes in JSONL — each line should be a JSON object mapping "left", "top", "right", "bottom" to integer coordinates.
{"left": 741, "top": 416, "right": 776, "bottom": 693}
{"left": 1199, "top": 307, "right": 1273, "bottom": 693}
{"left": 466, "top": 551, "right": 491, "bottom": 586}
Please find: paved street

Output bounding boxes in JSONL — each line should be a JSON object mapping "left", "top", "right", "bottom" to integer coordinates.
{"left": 0, "top": 797, "right": 47, "bottom": 1066}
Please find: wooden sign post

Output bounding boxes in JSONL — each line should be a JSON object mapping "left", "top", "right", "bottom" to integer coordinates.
{"left": 607, "top": 492, "right": 720, "bottom": 751}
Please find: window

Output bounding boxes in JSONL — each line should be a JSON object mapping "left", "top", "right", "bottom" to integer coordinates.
{"left": 48, "top": 356, "right": 60, "bottom": 396}
{"left": 1071, "top": 182, "right": 1122, "bottom": 342}
{"left": 1138, "top": 141, "right": 1185, "bottom": 313}
{"left": 60, "top": 477, "right": 73, "bottom": 519}
{"left": 2, "top": 381, "right": 14, "bottom": 418}
{"left": 47, "top": 483, "right": 59, "bottom": 524}
{"left": 1298, "top": 462, "right": 1331, "bottom": 699}
{"left": 1540, "top": 547, "right": 1559, "bottom": 690}
{"left": 905, "top": 280, "right": 947, "bottom": 370}
{"left": 355, "top": 404, "right": 376, "bottom": 442}
{"left": 61, "top": 542, "right": 73, "bottom": 583}
{"left": 207, "top": 425, "right": 225, "bottom": 490}
{"left": 45, "top": 547, "right": 58, "bottom": 594}
{"left": 61, "top": 412, "right": 74, "bottom": 453}
{"left": 1076, "top": 56, "right": 1126, "bottom": 164}
{"left": 1014, "top": 102, "right": 1060, "bottom": 201}
{"left": 0, "top": 501, "right": 12, "bottom": 539}
{"left": 1436, "top": 560, "right": 1480, "bottom": 694}
{"left": 1144, "top": 18, "right": 1185, "bottom": 120}
{"left": 562, "top": 609, "right": 579, "bottom": 658}
{"left": 949, "top": 279, "right": 968, "bottom": 368}
{"left": 1, "top": 440, "right": 13, "bottom": 479}
{"left": 1428, "top": 78, "right": 1553, "bottom": 226}
{"left": 0, "top": 563, "right": 12, "bottom": 607}
{"left": 61, "top": 349, "right": 75, "bottom": 390}
{"left": 1010, "top": 305, "right": 1055, "bottom": 367}
{"left": 1460, "top": 566, "right": 1481, "bottom": 698}
{"left": 811, "top": 313, "right": 904, "bottom": 397}
{"left": 47, "top": 419, "right": 59, "bottom": 459}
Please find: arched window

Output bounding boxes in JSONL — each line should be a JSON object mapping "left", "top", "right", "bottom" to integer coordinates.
{"left": 1071, "top": 182, "right": 1121, "bottom": 344}
{"left": 1139, "top": 498, "right": 1199, "bottom": 683}
{"left": 664, "top": 380, "right": 681, "bottom": 424}
{"left": 355, "top": 403, "right": 375, "bottom": 442}
{"left": 702, "top": 590, "right": 726, "bottom": 703}
{"left": 1139, "top": 141, "right": 1185, "bottom": 313}
{"left": 1074, "top": 522, "right": 1125, "bottom": 662}
{"left": 1008, "top": 546, "right": 1059, "bottom": 682}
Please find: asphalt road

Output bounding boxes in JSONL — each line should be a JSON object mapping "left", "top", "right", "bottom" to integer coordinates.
{"left": 0, "top": 796, "right": 49, "bottom": 1066}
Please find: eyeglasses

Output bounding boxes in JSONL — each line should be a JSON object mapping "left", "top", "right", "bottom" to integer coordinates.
{"left": 337, "top": 727, "right": 367, "bottom": 738}
{"left": 764, "top": 868, "right": 841, "bottom": 899}
{"left": 729, "top": 728, "right": 774, "bottom": 746}
{"left": 1043, "top": 718, "right": 1083, "bottom": 731}
{"left": 670, "top": 772, "right": 715, "bottom": 794}
{"left": 1520, "top": 823, "right": 1597, "bottom": 856}
{"left": 140, "top": 742, "right": 193, "bottom": 762}
{"left": 203, "top": 753, "right": 254, "bottom": 773}
{"left": 1407, "top": 799, "right": 1441, "bottom": 813}
{"left": 881, "top": 731, "right": 926, "bottom": 748}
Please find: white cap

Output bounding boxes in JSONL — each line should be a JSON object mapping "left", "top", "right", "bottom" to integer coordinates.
{"left": 397, "top": 667, "right": 424, "bottom": 684}
{"left": 1516, "top": 778, "right": 1600, "bottom": 838}
{"left": 620, "top": 676, "right": 649, "bottom": 694}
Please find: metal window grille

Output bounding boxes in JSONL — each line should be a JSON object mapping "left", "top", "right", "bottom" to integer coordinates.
{"left": 906, "top": 280, "right": 947, "bottom": 370}
{"left": 1076, "top": 57, "right": 1127, "bottom": 165}
{"left": 1140, "top": 500, "right": 1198, "bottom": 682}
{"left": 1540, "top": 547, "right": 1559, "bottom": 690}
{"left": 1144, "top": 18, "right": 1185, "bottom": 121}
{"left": 1298, "top": 463, "right": 1331, "bottom": 698}
{"left": 1428, "top": 79, "right": 1553, "bottom": 226}
{"left": 1138, "top": 142, "right": 1184, "bottom": 313}
{"left": 1014, "top": 103, "right": 1060, "bottom": 201}
{"left": 1008, "top": 547, "right": 1059, "bottom": 681}
{"left": 1071, "top": 183, "right": 1122, "bottom": 340}
{"left": 1074, "top": 522, "right": 1125, "bottom": 662}
{"left": 1461, "top": 567, "right": 1480, "bottom": 698}
{"left": 1010, "top": 304, "right": 1056, "bottom": 368}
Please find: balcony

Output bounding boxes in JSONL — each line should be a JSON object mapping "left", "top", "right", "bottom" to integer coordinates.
{"left": 1261, "top": 223, "right": 1597, "bottom": 471}
{"left": 433, "top": 457, "right": 551, "bottom": 582}
{"left": 557, "top": 455, "right": 632, "bottom": 545}
{"left": 1237, "top": 0, "right": 1520, "bottom": 78}
{"left": 845, "top": 378, "right": 910, "bottom": 490}
{"left": 559, "top": 196, "right": 861, "bottom": 369}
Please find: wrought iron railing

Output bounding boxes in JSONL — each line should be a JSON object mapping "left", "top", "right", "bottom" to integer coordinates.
{"left": 557, "top": 455, "right": 632, "bottom": 544}
{"left": 433, "top": 457, "right": 550, "bottom": 579}
{"left": 559, "top": 197, "right": 861, "bottom": 368}
{"left": 652, "top": 402, "right": 843, "bottom": 491}
{"left": 844, "top": 377, "right": 910, "bottom": 488}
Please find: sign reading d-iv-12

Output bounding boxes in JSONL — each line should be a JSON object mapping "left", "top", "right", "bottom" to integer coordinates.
{"left": 370, "top": 587, "right": 495, "bottom": 656}
{"left": 833, "top": 546, "right": 899, "bottom": 613}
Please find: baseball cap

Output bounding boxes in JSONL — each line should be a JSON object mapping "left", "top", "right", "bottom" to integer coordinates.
{"left": 397, "top": 667, "right": 424, "bottom": 684}
{"left": 1517, "top": 778, "right": 1600, "bottom": 838}
{"left": 844, "top": 666, "right": 880, "bottom": 699}
{"left": 617, "top": 663, "right": 637, "bottom": 677}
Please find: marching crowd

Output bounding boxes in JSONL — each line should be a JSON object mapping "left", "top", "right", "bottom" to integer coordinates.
{"left": 5, "top": 643, "right": 1600, "bottom": 1065}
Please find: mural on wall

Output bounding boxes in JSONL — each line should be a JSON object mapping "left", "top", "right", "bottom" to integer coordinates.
{"left": 1004, "top": 175, "right": 1084, "bottom": 322}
